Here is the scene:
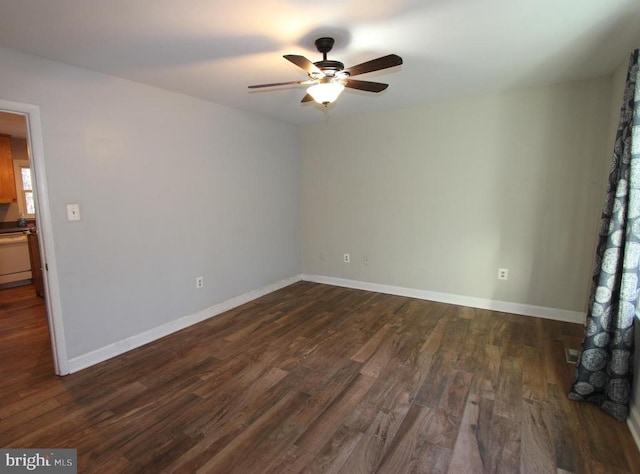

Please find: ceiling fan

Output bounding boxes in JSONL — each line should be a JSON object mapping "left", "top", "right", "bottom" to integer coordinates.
{"left": 248, "top": 37, "right": 403, "bottom": 106}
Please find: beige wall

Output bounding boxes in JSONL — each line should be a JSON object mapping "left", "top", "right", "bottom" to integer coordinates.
{"left": 300, "top": 76, "right": 613, "bottom": 312}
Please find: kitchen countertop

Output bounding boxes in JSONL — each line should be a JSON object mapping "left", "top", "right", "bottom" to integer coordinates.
{"left": 0, "top": 221, "right": 36, "bottom": 234}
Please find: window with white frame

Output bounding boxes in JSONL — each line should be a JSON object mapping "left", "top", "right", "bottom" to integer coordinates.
{"left": 13, "top": 159, "right": 35, "bottom": 217}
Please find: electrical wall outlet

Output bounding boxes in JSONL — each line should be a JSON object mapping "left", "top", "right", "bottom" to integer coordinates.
{"left": 343, "top": 253, "right": 350, "bottom": 263}
{"left": 196, "top": 276, "right": 204, "bottom": 289}
{"left": 497, "top": 268, "right": 509, "bottom": 280}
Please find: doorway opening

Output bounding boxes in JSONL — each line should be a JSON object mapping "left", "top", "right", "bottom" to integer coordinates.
{"left": 0, "top": 100, "right": 67, "bottom": 375}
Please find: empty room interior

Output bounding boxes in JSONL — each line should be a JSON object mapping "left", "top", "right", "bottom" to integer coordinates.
{"left": 1, "top": 1, "right": 640, "bottom": 472}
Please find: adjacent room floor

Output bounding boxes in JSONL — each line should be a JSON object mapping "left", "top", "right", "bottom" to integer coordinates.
{"left": 1, "top": 281, "right": 639, "bottom": 472}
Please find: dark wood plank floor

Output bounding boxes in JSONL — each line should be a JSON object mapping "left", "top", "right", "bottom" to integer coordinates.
{"left": 1, "top": 281, "right": 639, "bottom": 473}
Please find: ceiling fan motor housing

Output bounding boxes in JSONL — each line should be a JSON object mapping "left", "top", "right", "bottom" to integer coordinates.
{"left": 313, "top": 60, "right": 345, "bottom": 76}
{"left": 313, "top": 38, "right": 345, "bottom": 77}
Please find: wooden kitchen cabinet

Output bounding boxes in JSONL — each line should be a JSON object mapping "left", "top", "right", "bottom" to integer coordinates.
{"left": 28, "top": 231, "right": 44, "bottom": 297}
{"left": 0, "top": 134, "right": 17, "bottom": 204}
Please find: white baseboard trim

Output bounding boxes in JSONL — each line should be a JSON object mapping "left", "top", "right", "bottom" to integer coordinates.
{"left": 629, "top": 403, "right": 640, "bottom": 452}
{"left": 302, "top": 274, "right": 586, "bottom": 324}
{"left": 67, "top": 274, "right": 303, "bottom": 373}
{"left": 67, "top": 273, "right": 585, "bottom": 373}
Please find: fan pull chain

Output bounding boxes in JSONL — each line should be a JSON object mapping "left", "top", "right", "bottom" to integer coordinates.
{"left": 323, "top": 107, "right": 332, "bottom": 143}
{"left": 323, "top": 102, "right": 335, "bottom": 123}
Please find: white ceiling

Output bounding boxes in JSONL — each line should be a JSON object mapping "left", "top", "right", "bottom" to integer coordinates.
{"left": 0, "top": 0, "right": 639, "bottom": 125}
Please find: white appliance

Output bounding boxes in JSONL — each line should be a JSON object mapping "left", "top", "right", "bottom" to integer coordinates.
{"left": 0, "top": 231, "right": 32, "bottom": 287}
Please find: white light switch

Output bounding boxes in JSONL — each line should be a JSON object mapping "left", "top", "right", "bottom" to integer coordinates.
{"left": 66, "top": 203, "right": 81, "bottom": 221}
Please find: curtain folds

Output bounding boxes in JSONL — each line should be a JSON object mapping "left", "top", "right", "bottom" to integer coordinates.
{"left": 568, "top": 49, "right": 639, "bottom": 421}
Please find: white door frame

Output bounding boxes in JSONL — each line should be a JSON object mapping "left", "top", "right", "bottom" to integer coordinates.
{"left": 1, "top": 98, "right": 69, "bottom": 375}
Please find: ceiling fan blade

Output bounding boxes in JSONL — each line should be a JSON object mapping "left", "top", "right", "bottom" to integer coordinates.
{"left": 301, "top": 93, "right": 314, "bottom": 103}
{"left": 345, "top": 79, "right": 389, "bottom": 93}
{"left": 343, "top": 54, "right": 403, "bottom": 77}
{"left": 248, "top": 80, "right": 313, "bottom": 89}
{"left": 284, "top": 54, "right": 322, "bottom": 75}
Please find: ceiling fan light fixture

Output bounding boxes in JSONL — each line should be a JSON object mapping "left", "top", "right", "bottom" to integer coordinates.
{"left": 307, "top": 82, "right": 345, "bottom": 105}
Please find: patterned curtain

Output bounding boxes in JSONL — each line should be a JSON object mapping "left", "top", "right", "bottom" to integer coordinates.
{"left": 568, "top": 49, "right": 639, "bottom": 421}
